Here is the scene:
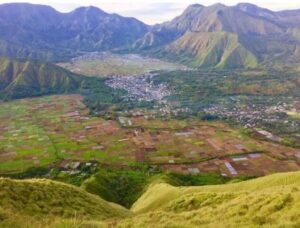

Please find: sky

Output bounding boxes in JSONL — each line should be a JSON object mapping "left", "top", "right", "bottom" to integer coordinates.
{"left": 1, "top": 0, "right": 300, "bottom": 24}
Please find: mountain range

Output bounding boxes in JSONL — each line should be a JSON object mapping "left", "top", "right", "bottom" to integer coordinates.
{"left": 0, "top": 3, "right": 148, "bottom": 61}
{"left": 1, "top": 3, "right": 300, "bottom": 69}
{"left": 134, "top": 3, "right": 300, "bottom": 68}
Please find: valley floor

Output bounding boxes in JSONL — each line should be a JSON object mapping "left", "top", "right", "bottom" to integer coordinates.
{"left": 0, "top": 95, "right": 299, "bottom": 178}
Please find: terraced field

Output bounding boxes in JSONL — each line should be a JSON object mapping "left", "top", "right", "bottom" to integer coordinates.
{"left": 0, "top": 95, "right": 299, "bottom": 176}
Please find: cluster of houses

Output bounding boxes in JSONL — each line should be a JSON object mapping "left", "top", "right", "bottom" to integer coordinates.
{"left": 105, "top": 73, "right": 171, "bottom": 103}
{"left": 52, "top": 161, "right": 98, "bottom": 175}
{"left": 203, "top": 98, "right": 300, "bottom": 130}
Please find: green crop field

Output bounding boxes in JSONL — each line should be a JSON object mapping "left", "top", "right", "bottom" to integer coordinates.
{"left": 0, "top": 95, "right": 299, "bottom": 177}
{"left": 0, "top": 95, "right": 137, "bottom": 173}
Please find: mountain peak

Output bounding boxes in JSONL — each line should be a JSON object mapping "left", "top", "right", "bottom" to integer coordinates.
{"left": 235, "top": 3, "right": 268, "bottom": 12}
{"left": 236, "top": 3, "right": 259, "bottom": 8}
{"left": 235, "top": 3, "right": 276, "bottom": 19}
{"left": 203, "top": 3, "right": 227, "bottom": 14}
{"left": 183, "top": 4, "right": 204, "bottom": 14}
{"left": 71, "top": 6, "right": 107, "bottom": 16}
{"left": 0, "top": 2, "right": 58, "bottom": 14}
{"left": 210, "top": 3, "right": 227, "bottom": 9}
{"left": 187, "top": 4, "right": 204, "bottom": 9}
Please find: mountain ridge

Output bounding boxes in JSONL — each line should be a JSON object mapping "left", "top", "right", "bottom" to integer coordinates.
{"left": 0, "top": 3, "right": 149, "bottom": 61}
{"left": 133, "top": 3, "right": 300, "bottom": 69}
{"left": 1, "top": 3, "right": 300, "bottom": 68}
{"left": 0, "top": 57, "right": 82, "bottom": 99}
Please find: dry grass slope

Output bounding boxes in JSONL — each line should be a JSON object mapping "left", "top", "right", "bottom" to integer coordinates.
{"left": 124, "top": 171, "right": 300, "bottom": 227}
{"left": 2, "top": 171, "right": 300, "bottom": 227}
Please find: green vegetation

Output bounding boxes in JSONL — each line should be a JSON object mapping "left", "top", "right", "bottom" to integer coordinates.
{"left": 0, "top": 57, "right": 128, "bottom": 113}
{"left": 132, "top": 171, "right": 300, "bottom": 213}
{"left": 0, "top": 95, "right": 137, "bottom": 173}
{"left": 0, "top": 94, "right": 298, "bottom": 175}
{"left": 82, "top": 168, "right": 149, "bottom": 208}
{"left": 152, "top": 69, "right": 300, "bottom": 145}
{"left": 135, "top": 3, "right": 300, "bottom": 69}
{"left": 79, "top": 76, "right": 129, "bottom": 114}
{"left": 125, "top": 171, "right": 300, "bottom": 227}
{"left": 82, "top": 167, "right": 251, "bottom": 208}
{"left": 162, "top": 32, "right": 258, "bottom": 68}
{"left": 0, "top": 58, "right": 82, "bottom": 99}
{"left": 2, "top": 171, "right": 300, "bottom": 227}
{"left": 0, "top": 177, "right": 129, "bottom": 227}
{"left": 0, "top": 3, "right": 300, "bottom": 227}
{"left": 153, "top": 69, "right": 300, "bottom": 102}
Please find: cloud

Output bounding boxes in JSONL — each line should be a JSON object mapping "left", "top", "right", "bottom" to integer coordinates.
{"left": 0, "top": 0, "right": 300, "bottom": 24}
{"left": 120, "top": 2, "right": 181, "bottom": 16}
{"left": 116, "top": 2, "right": 186, "bottom": 24}
{"left": 49, "top": 1, "right": 189, "bottom": 24}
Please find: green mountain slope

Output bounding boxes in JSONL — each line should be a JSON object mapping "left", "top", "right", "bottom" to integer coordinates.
{"left": 1, "top": 3, "right": 300, "bottom": 69}
{"left": 0, "top": 58, "right": 81, "bottom": 99}
{"left": 163, "top": 31, "right": 258, "bottom": 68}
{"left": 134, "top": 3, "right": 300, "bottom": 69}
{"left": 164, "top": 3, "right": 283, "bottom": 35}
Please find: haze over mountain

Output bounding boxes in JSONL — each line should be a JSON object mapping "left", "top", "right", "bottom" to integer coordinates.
{"left": 0, "top": 3, "right": 149, "bottom": 61}
{"left": 0, "top": 2, "right": 300, "bottom": 69}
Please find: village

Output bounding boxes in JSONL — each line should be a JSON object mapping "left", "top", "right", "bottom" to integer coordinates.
{"left": 203, "top": 97, "right": 300, "bottom": 130}
{"left": 105, "top": 73, "right": 171, "bottom": 102}
{"left": 104, "top": 71, "right": 300, "bottom": 134}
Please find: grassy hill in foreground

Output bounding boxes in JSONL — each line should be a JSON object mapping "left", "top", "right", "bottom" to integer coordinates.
{"left": 81, "top": 170, "right": 238, "bottom": 208}
{"left": 125, "top": 171, "right": 300, "bottom": 227}
{"left": 2, "top": 171, "right": 300, "bottom": 227}
{"left": 0, "top": 178, "right": 130, "bottom": 227}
